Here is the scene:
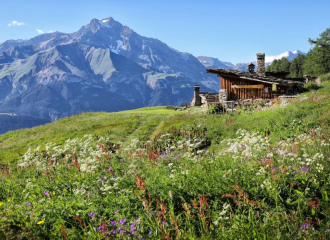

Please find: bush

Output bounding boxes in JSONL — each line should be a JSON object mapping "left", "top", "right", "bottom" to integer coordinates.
{"left": 320, "top": 73, "right": 330, "bottom": 82}
{"left": 166, "top": 105, "right": 177, "bottom": 110}
{"left": 304, "top": 82, "right": 321, "bottom": 91}
{"left": 208, "top": 103, "right": 225, "bottom": 114}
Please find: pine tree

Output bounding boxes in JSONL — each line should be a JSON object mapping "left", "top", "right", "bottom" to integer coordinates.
{"left": 279, "top": 57, "right": 290, "bottom": 72}
{"left": 266, "top": 58, "right": 291, "bottom": 72}
{"left": 303, "top": 28, "right": 330, "bottom": 75}
{"left": 289, "top": 54, "right": 306, "bottom": 78}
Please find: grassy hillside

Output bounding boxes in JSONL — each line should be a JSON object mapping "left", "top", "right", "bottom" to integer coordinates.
{"left": 0, "top": 107, "right": 182, "bottom": 163}
{"left": 1, "top": 76, "right": 330, "bottom": 239}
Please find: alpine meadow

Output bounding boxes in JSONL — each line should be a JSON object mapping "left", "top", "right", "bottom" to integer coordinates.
{"left": 1, "top": 3, "right": 330, "bottom": 239}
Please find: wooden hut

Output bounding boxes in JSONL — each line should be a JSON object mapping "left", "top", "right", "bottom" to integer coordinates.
{"left": 206, "top": 53, "right": 304, "bottom": 101}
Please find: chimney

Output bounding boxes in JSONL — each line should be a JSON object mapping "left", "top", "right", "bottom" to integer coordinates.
{"left": 247, "top": 62, "right": 255, "bottom": 73}
{"left": 256, "top": 53, "right": 265, "bottom": 76}
{"left": 193, "top": 85, "right": 202, "bottom": 106}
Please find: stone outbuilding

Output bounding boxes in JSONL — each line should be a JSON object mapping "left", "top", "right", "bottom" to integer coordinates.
{"left": 190, "top": 85, "right": 219, "bottom": 106}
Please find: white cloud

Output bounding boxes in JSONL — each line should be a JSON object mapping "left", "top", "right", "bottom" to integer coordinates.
{"left": 8, "top": 21, "right": 26, "bottom": 27}
{"left": 36, "top": 29, "right": 56, "bottom": 35}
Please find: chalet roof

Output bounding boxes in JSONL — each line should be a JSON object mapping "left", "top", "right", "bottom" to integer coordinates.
{"left": 199, "top": 92, "right": 218, "bottom": 96}
{"left": 206, "top": 68, "right": 304, "bottom": 85}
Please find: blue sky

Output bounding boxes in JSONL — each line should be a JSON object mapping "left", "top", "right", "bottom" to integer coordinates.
{"left": 0, "top": 0, "right": 329, "bottom": 63}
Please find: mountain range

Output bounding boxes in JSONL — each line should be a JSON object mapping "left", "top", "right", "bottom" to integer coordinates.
{"left": 0, "top": 16, "right": 305, "bottom": 126}
{"left": 197, "top": 50, "right": 306, "bottom": 71}
{"left": 0, "top": 17, "right": 218, "bottom": 122}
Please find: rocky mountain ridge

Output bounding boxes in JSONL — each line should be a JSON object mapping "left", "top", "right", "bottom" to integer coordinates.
{"left": 0, "top": 17, "right": 217, "bottom": 121}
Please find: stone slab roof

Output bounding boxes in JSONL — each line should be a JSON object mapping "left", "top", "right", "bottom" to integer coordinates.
{"left": 206, "top": 68, "right": 305, "bottom": 85}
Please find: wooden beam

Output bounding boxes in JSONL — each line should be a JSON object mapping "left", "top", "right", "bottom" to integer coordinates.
{"left": 232, "top": 85, "right": 264, "bottom": 89}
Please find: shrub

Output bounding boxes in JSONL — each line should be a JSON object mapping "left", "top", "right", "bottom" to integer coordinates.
{"left": 208, "top": 103, "right": 225, "bottom": 114}
{"left": 166, "top": 105, "right": 177, "bottom": 110}
{"left": 304, "top": 82, "right": 321, "bottom": 91}
{"left": 320, "top": 73, "right": 330, "bottom": 82}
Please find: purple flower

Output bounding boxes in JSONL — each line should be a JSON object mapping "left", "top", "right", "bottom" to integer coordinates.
{"left": 115, "top": 209, "right": 119, "bottom": 212}
{"left": 130, "top": 230, "right": 136, "bottom": 234}
{"left": 130, "top": 222, "right": 136, "bottom": 229}
{"left": 272, "top": 167, "right": 280, "bottom": 171}
{"left": 89, "top": 211, "right": 95, "bottom": 217}
{"left": 158, "top": 153, "right": 170, "bottom": 159}
{"left": 110, "top": 230, "right": 116, "bottom": 234}
{"left": 135, "top": 218, "right": 139, "bottom": 222}
{"left": 162, "top": 220, "right": 167, "bottom": 225}
{"left": 326, "top": 229, "right": 330, "bottom": 233}
{"left": 119, "top": 218, "right": 126, "bottom": 224}
{"left": 26, "top": 202, "right": 31, "bottom": 206}
{"left": 97, "top": 225, "right": 103, "bottom": 231}
{"left": 44, "top": 190, "right": 48, "bottom": 195}
{"left": 300, "top": 166, "right": 310, "bottom": 172}
{"left": 292, "top": 171, "right": 297, "bottom": 174}
{"left": 300, "top": 223, "right": 309, "bottom": 228}
{"left": 110, "top": 221, "right": 117, "bottom": 225}
{"left": 120, "top": 229, "right": 125, "bottom": 234}
{"left": 149, "top": 230, "right": 152, "bottom": 235}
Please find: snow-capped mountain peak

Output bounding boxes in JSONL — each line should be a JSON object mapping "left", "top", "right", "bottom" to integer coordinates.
{"left": 265, "top": 50, "right": 305, "bottom": 63}
{"left": 198, "top": 50, "right": 306, "bottom": 72}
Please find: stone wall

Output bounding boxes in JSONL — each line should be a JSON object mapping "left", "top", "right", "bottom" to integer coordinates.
{"left": 303, "top": 75, "right": 320, "bottom": 84}
{"left": 219, "top": 89, "right": 228, "bottom": 103}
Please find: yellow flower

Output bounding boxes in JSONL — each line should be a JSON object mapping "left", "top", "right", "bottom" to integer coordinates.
{"left": 7, "top": 199, "right": 10, "bottom": 202}
{"left": 37, "top": 220, "right": 45, "bottom": 225}
{"left": 52, "top": 191, "right": 55, "bottom": 196}
{"left": 0, "top": 202, "right": 3, "bottom": 206}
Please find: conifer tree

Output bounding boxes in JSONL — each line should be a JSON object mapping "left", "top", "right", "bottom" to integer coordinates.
{"left": 279, "top": 57, "right": 290, "bottom": 72}
{"left": 303, "top": 27, "right": 330, "bottom": 75}
{"left": 289, "top": 54, "right": 305, "bottom": 78}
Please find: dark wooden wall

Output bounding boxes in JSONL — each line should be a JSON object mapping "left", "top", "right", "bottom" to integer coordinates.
{"left": 220, "top": 76, "right": 287, "bottom": 100}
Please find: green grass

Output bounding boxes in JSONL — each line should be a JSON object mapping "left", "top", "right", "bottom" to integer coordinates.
{"left": 0, "top": 107, "right": 190, "bottom": 163}
{"left": 0, "top": 105, "right": 212, "bottom": 163}
{"left": 1, "top": 80, "right": 330, "bottom": 239}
